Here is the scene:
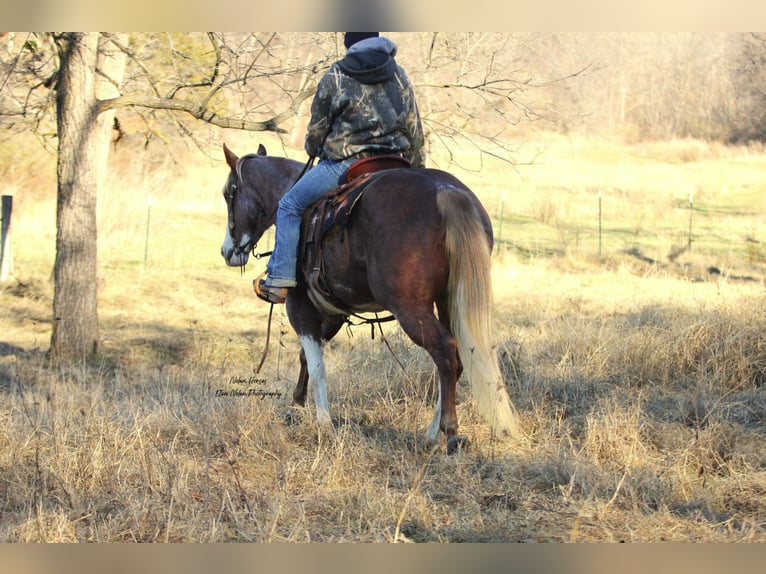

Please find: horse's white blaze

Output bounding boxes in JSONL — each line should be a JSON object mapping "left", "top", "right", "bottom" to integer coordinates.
{"left": 299, "top": 335, "right": 331, "bottom": 424}
{"left": 426, "top": 385, "right": 442, "bottom": 444}
{"left": 221, "top": 226, "right": 251, "bottom": 267}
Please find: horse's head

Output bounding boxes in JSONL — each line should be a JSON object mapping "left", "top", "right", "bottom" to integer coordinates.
{"left": 220, "top": 143, "right": 272, "bottom": 267}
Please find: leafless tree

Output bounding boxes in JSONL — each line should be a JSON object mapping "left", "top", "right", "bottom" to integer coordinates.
{"left": 1, "top": 32, "right": 330, "bottom": 362}
{"left": 728, "top": 32, "right": 766, "bottom": 143}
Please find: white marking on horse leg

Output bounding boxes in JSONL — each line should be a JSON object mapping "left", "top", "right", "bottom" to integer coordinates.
{"left": 299, "top": 335, "right": 331, "bottom": 424}
{"left": 426, "top": 384, "right": 442, "bottom": 444}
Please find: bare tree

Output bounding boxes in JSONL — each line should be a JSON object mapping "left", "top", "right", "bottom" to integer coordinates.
{"left": 1, "top": 32, "right": 328, "bottom": 362}
{"left": 49, "top": 33, "right": 101, "bottom": 361}
{"left": 402, "top": 32, "right": 591, "bottom": 169}
{"left": 729, "top": 32, "right": 766, "bottom": 143}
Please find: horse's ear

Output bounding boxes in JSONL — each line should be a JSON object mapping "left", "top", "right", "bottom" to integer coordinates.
{"left": 223, "top": 143, "right": 239, "bottom": 170}
{"left": 257, "top": 144, "right": 267, "bottom": 156}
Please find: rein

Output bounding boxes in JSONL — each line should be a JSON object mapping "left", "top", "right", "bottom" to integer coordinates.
{"left": 249, "top": 154, "right": 316, "bottom": 261}
{"left": 298, "top": 153, "right": 317, "bottom": 179}
{"left": 366, "top": 315, "right": 410, "bottom": 377}
{"left": 253, "top": 154, "right": 315, "bottom": 374}
{"left": 346, "top": 311, "right": 397, "bottom": 330}
{"left": 255, "top": 303, "right": 274, "bottom": 375}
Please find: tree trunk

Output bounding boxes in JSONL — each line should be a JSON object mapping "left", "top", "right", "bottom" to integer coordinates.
{"left": 50, "top": 33, "right": 101, "bottom": 363}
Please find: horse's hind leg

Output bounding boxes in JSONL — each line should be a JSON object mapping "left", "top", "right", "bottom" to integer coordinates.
{"left": 428, "top": 299, "right": 469, "bottom": 453}
{"left": 396, "top": 311, "right": 463, "bottom": 450}
{"left": 436, "top": 298, "right": 463, "bottom": 380}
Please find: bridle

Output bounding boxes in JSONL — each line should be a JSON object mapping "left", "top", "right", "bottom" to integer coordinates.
{"left": 227, "top": 153, "right": 316, "bottom": 265}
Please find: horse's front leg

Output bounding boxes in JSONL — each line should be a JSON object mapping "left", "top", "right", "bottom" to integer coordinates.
{"left": 299, "top": 334, "right": 331, "bottom": 425}
{"left": 285, "top": 349, "right": 310, "bottom": 425}
{"left": 285, "top": 300, "right": 345, "bottom": 425}
{"left": 287, "top": 340, "right": 328, "bottom": 425}
{"left": 303, "top": 316, "right": 345, "bottom": 423}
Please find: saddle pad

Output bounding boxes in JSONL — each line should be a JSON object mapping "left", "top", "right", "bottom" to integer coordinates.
{"left": 319, "top": 176, "right": 371, "bottom": 237}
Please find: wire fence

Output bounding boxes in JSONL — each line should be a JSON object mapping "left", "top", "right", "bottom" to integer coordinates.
{"left": 493, "top": 189, "right": 765, "bottom": 268}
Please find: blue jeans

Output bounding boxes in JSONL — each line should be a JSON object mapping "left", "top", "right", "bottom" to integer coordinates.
{"left": 266, "top": 158, "right": 357, "bottom": 284}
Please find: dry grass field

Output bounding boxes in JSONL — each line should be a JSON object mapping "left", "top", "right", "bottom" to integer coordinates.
{"left": 0, "top": 133, "right": 764, "bottom": 542}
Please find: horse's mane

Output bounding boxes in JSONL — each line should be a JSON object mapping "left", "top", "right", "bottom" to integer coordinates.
{"left": 235, "top": 154, "right": 261, "bottom": 185}
{"left": 235, "top": 153, "right": 304, "bottom": 194}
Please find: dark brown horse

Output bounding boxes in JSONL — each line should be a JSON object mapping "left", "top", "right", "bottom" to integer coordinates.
{"left": 220, "top": 143, "right": 520, "bottom": 452}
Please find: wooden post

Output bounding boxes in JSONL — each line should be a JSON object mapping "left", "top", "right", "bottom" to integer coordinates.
{"left": 144, "top": 193, "right": 152, "bottom": 268}
{"left": 598, "top": 189, "right": 603, "bottom": 257}
{"left": 497, "top": 191, "right": 505, "bottom": 254}
{"left": 687, "top": 193, "right": 693, "bottom": 251}
{"left": 1, "top": 195, "right": 13, "bottom": 281}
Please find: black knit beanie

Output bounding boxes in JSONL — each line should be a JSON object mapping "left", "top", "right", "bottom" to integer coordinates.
{"left": 344, "top": 32, "right": 379, "bottom": 49}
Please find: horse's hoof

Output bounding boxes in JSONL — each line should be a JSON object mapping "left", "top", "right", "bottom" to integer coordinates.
{"left": 284, "top": 409, "right": 300, "bottom": 426}
{"left": 446, "top": 435, "right": 469, "bottom": 455}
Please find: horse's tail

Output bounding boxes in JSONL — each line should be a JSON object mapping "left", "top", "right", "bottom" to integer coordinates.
{"left": 437, "top": 187, "right": 522, "bottom": 440}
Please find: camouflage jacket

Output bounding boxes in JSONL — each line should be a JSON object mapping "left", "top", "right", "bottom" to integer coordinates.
{"left": 304, "top": 38, "right": 426, "bottom": 168}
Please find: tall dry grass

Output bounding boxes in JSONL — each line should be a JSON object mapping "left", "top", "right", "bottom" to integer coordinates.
{"left": 1, "top": 133, "right": 765, "bottom": 542}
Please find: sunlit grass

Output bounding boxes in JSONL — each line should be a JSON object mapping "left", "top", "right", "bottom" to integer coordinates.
{"left": 0, "top": 133, "right": 764, "bottom": 541}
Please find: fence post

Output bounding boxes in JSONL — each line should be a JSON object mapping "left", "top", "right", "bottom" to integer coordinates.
{"left": 687, "top": 193, "right": 693, "bottom": 251}
{"left": 1, "top": 195, "right": 13, "bottom": 282}
{"left": 598, "top": 189, "right": 603, "bottom": 257}
{"left": 144, "top": 193, "right": 152, "bottom": 268}
{"left": 497, "top": 191, "right": 505, "bottom": 254}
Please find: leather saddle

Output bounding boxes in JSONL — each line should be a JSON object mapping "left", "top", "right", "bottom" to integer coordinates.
{"left": 299, "top": 155, "right": 411, "bottom": 315}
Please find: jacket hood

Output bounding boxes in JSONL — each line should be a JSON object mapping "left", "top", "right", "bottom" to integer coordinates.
{"left": 337, "top": 37, "right": 398, "bottom": 84}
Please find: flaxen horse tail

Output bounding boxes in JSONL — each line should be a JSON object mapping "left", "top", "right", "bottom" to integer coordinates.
{"left": 437, "top": 187, "right": 522, "bottom": 440}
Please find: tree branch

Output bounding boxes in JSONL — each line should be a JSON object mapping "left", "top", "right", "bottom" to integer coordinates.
{"left": 98, "top": 86, "right": 315, "bottom": 134}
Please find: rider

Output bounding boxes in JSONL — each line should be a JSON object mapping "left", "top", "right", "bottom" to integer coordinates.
{"left": 256, "top": 32, "right": 426, "bottom": 304}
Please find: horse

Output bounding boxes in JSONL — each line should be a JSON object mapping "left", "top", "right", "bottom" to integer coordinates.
{"left": 219, "top": 143, "right": 521, "bottom": 453}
